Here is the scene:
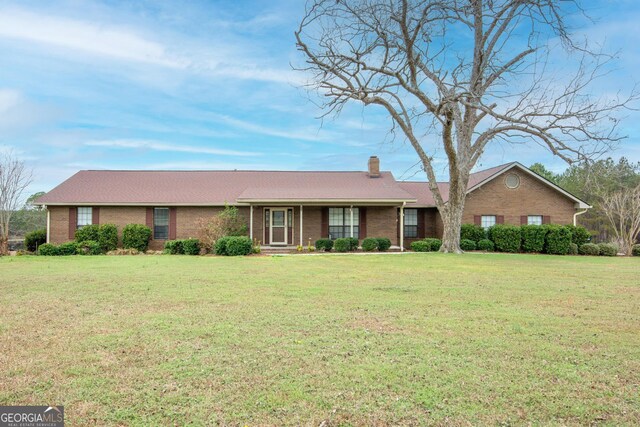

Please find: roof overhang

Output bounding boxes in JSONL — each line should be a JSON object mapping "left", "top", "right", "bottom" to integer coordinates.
{"left": 236, "top": 198, "right": 416, "bottom": 206}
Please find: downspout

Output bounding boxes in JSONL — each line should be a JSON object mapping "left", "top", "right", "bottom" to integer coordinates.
{"left": 46, "top": 206, "right": 50, "bottom": 244}
{"left": 400, "top": 202, "right": 405, "bottom": 252}
{"left": 249, "top": 205, "right": 254, "bottom": 241}
{"left": 573, "top": 208, "right": 588, "bottom": 226}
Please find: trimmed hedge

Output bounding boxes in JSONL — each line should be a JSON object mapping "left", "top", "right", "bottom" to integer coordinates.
{"left": 376, "top": 237, "right": 391, "bottom": 252}
{"left": 25, "top": 229, "right": 47, "bottom": 252}
{"left": 568, "top": 242, "right": 579, "bottom": 255}
{"left": 333, "top": 238, "right": 350, "bottom": 252}
{"left": 598, "top": 243, "right": 618, "bottom": 257}
{"left": 489, "top": 225, "right": 521, "bottom": 253}
{"left": 477, "top": 239, "right": 495, "bottom": 251}
{"left": 544, "top": 225, "right": 572, "bottom": 255}
{"left": 226, "top": 236, "right": 253, "bottom": 256}
{"left": 566, "top": 225, "right": 591, "bottom": 246}
{"left": 77, "top": 240, "right": 103, "bottom": 255}
{"left": 361, "top": 237, "right": 378, "bottom": 252}
{"left": 347, "top": 237, "right": 359, "bottom": 251}
{"left": 423, "top": 238, "right": 442, "bottom": 252}
{"left": 633, "top": 244, "right": 640, "bottom": 256}
{"left": 215, "top": 236, "right": 252, "bottom": 256}
{"left": 38, "top": 243, "right": 59, "bottom": 256}
{"left": 411, "top": 241, "right": 431, "bottom": 252}
{"left": 98, "top": 224, "right": 118, "bottom": 252}
{"left": 520, "top": 225, "right": 547, "bottom": 253}
{"left": 315, "top": 239, "right": 333, "bottom": 252}
{"left": 182, "top": 239, "right": 201, "bottom": 255}
{"left": 58, "top": 242, "right": 79, "bottom": 255}
{"left": 164, "top": 240, "right": 183, "bottom": 254}
{"left": 411, "top": 238, "right": 441, "bottom": 252}
{"left": 460, "top": 239, "right": 476, "bottom": 251}
{"left": 75, "top": 224, "right": 100, "bottom": 242}
{"left": 460, "top": 224, "right": 486, "bottom": 243}
{"left": 214, "top": 237, "right": 231, "bottom": 255}
{"left": 579, "top": 243, "right": 600, "bottom": 256}
{"left": 122, "top": 224, "right": 152, "bottom": 252}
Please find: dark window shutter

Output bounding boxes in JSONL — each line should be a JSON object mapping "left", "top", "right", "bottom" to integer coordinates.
{"left": 288, "top": 208, "right": 293, "bottom": 243}
{"left": 397, "top": 209, "right": 400, "bottom": 239}
{"left": 520, "top": 215, "right": 527, "bottom": 225}
{"left": 146, "top": 208, "right": 153, "bottom": 240}
{"left": 169, "top": 207, "right": 177, "bottom": 240}
{"left": 543, "top": 215, "right": 551, "bottom": 224}
{"left": 497, "top": 215, "right": 505, "bottom": 224}
{"left": 417, "top": 209, "right": 425, "bottom": 238}
{"left": 264, "top": 209, "right": 270, "bottom": 244}
{"left": 93, "top": 207, "right": 100, "bottom": 225}
{"left": 68, "top": 207, "right": 77, "bottom": 240}
{"left": 359, "top": 207, "right": 367, "bottom": 238}
{"left": 474, "top": 215, "right": 481, "bottom": 226}
{"left": 321, "top": 208, "right": 329, "bottom": 238}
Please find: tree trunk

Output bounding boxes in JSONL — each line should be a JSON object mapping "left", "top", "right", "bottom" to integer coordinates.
{"left": 0, "top": 235, "right": 8, "bottom": 256}
{"left": 439, "top": 174, "right": 468, "bottom": 254}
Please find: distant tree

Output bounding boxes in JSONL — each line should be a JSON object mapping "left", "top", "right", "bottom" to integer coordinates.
{"left": 599, "top": 183, "right": 640, "bottom": 255}
{"left": 295, "top": 0, "right": 636, "bottom": 252}
{"left": 556, "top": 157, "right": 640, "bottom": 242}
{"left": 9, "top": 191, "right": 47, "bottom": 238}
{"left": 0, "top": 151, "right": 33, "bottom": 254}
{"left": 529, "top": 163, "right": 558, "bottom": 184}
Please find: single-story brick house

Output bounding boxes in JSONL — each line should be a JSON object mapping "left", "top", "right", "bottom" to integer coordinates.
{"left": 35, "top": 156, "right": 589, "bottom": 250}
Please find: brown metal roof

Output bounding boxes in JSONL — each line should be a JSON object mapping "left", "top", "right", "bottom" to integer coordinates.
{"left": 36, "top": 170, "right": 417, "bottom": 205}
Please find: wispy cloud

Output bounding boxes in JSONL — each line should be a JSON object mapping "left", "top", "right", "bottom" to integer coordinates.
{"left": 211, "top": 113, "right": 331, "bottom": 142}
{"left": 0, "top": 7, "right": 299, "bottom": 85}
{"left": 0, "top": 8, "right": 186, "bottom": 68}
{"left": 85, "top": 139, "right": 262, "bottom": 157}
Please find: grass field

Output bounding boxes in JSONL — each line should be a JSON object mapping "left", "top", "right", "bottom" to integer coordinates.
{"left": 0, "top": 253, "right": 638, "bottom": 426}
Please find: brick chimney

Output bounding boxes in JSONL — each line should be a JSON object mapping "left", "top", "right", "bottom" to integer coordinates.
{"left": 368, "top": 156, "right": 380, "bottom": 178}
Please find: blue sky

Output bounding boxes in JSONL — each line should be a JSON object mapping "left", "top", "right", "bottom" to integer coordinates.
{"left": 1, "top": 0, "right": 639, "bottom": 195}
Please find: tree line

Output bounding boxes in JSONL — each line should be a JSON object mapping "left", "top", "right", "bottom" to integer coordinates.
{"left": 530, "top": 157, "right": 640, "bottom": 253}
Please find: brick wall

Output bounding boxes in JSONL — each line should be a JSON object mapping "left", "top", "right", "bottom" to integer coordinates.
{"left": 48, "top": 206, "right": 71, "bottom": 244}
{"left": 462, "top": 169, "right": 576, "bottom": 225}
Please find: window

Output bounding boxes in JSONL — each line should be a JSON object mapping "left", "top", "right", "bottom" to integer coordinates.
{"left": 527, "top": 215, "right": 543, "bottom": 225}
{"left": 404, "top": 208, "right": 418, "bottom": 238}
{"left": 77, "top": 207, "right": 92, "bottom": 228}
{"left": 272, "top": 210, "right": 285, "bottom": 226}
{"left": 154, "top": 208, "right": 169, "bottom": 240}
{"left": 505, "top": 173, "right": 520, "bottom": 189}
{"left": 329, "top": 207, "right": 359, "bottom": 239}
{"left": 481, "top": 215, "right": 496, "bottom": 229}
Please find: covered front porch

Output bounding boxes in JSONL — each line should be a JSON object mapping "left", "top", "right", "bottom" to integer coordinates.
{"left": 244, "top": 203, "right": 409, "bottom": 251}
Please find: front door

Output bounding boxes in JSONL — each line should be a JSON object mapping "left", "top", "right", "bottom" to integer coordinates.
{"left": 270, "top": 209, "right": 287, "bottom": 245}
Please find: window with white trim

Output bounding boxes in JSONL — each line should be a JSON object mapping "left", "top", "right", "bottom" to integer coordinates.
{"left": 481, "top": 215, "right": 496, "bottom": 230}
{"left": 404, "top": 208, "right": 418, "bottom": 238}
{"left": 154, "top": 208, "right": 169, "bottom": 240}
{"left": 77, "top": 207, "right": 92, "bottom": 228}
{"left": 527, "top": 215, "right": 543, "bottom": 225}
{"left": 329, "top": 207, "right": 359, "bottom": 239}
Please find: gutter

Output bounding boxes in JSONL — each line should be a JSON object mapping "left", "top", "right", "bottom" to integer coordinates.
{"left": 573, "top": 208, "right": 589, "bottom": 226}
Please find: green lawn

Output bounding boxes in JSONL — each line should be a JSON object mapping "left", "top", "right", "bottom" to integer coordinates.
{"left": 0, "top": 253, "right": 638, "bottom": 426}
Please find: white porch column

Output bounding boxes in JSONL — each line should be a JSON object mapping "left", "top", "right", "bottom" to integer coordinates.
{"left": 400, "top": 203, "right": 405, "bottom": 252}
{"left": 46, "top": 207, "right": 50, "bottom": 244}
{"left": 350, "top": 206, "right": 354, "bottom": 238}
{"left": 249, "top": 205, "right": 254, "bottom": 241}
{"left": 299, "top": 205, "right": 303, "bottom": 246}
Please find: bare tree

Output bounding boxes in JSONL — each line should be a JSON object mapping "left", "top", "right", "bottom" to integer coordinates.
{"left": 0, "top": 151, "right": 33, "bottom": 255}
{"left": 599, "top": 184, "right": 640, "bottom": 256}
{"left": 295, "top": 0, "right": 637, "bottom": 252}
